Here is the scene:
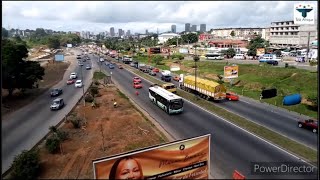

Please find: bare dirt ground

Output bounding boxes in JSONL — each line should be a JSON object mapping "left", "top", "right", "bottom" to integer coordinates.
{"left": 38, "top": 85, "right": 167, "bottom": 179}
{"left": 1, "top": 54, "right": 75, "bottom": 118}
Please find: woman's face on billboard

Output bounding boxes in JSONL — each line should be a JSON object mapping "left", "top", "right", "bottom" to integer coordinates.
{"left": 116, "top": 159, "right": 143, "bottom": 179}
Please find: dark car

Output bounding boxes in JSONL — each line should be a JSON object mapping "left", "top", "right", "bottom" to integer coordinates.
{"left": 266, "top": 60, "right": 279, "bottom": 66}
{"left": 50, "top": 88, "right": 63, "bottom": 97}
{"left": 50, "top": 98, "right": 64, "bottom": 110}
{"left": 298, "top": 119, "right": 318, "bottom": 133}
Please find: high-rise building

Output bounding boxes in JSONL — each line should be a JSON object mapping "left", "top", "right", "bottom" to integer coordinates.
{"left": 171, "top": 25, "right": 176, "bottom": 33}
{"left": 118, "top": 29, "right": 123, "bottom": 37}
{"left": 126, "top": 30, "right": 131, "bottom": 36}
{"left": 110, "top": 27, "right": 115, "bottom": 37}
{"left": 191, "top": 25, "right": 197, "bottom": 32}
{"left": 185, "top": 23, "right": 191, "bottom": 32}
{"left": 146, "top": 29, "right": 149, "bottom": 34}
{"left": 200, "top": 24, "right": 206, "bottom": 33}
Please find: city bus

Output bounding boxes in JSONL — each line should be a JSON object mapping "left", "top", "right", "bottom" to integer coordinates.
{"left": 149, "top": 84, "right": 184, "bottom": 114}
{"left": 205, "top": 53, "right": 224, "bottom": 60}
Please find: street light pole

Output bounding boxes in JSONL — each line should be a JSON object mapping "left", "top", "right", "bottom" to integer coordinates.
{"left": 194, "top": 45, "right": 199, "bottom": 100}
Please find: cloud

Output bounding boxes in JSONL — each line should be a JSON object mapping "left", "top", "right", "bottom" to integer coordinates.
{"left": 2, "top": 1, "right": 318, "bottom": 33}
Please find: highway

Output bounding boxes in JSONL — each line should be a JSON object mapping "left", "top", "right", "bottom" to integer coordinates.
{"left": 2, "top": 49, "right": 93, "bottom": 174}
{"left": 117, "top": 61, "right": 317, "bottom": 149}
{"left": 95, "top": 54, "right": 317, "bottom": 179}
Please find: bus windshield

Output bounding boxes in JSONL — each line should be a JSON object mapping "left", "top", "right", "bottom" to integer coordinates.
{"left": 170, "top": 99, "right": 183, "bottom": 110}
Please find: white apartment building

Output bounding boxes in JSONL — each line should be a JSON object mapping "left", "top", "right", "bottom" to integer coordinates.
{"left": 157, "top": 33, "right": 181, "bottom": 44}
{"left": 211, "top": 28, "right": 266, "bottom": 39}
{"left": 269, "top": 20, "right": 318, "bottom": 48}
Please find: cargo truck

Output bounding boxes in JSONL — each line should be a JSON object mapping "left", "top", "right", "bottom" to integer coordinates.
{"left": 179, "top": 75, "right": 227, "bottom": 100}
{"left": 161, "top": 70, "right": 172, "bottom": 82}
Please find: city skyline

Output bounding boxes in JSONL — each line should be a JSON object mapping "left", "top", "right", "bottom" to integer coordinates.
{"left": 2, "top": 1, "right": 318, "bottom": 34}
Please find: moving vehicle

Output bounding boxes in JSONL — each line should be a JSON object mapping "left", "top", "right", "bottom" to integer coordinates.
{"left": 149, "top": 71, "right": 156, "bottom": 76}
{"left": 86, "top": 65, "right": 91, "bottom": 70}
{"left": 67, "top": 79, "right": 76, "bottom": 85}
{"left": 139, "top": 64, "right": 149, "bottom": 73}
{"left": 226, "top": 92, "right": 239, "bottom": 101}
{"left": 162, "top": 83, "right": 177, "bottom": 94}
{"left": 161, "top": 70, "right": 172, "bottom": 82}
{"left": 109, "top": 64, "right": 115, "bottom": 69}
{"left": 298, "top": 119, "right": 318, "bottom": 133}
{"left": 50, "top": 88, "right": 63, "bottom": 97}
{"left": 133, "top": 82, "right": 142, "bottom": 89}
{"left": 149, "top": 84, "right": 184, "bottom": 114}
{"left": 259, "top": 54, "right": 281, "bottom": 63}
{"left": 75, "top": 80, "right": 83, "bottom": 88}
{"left": 205, "top": 53, "right": 224, "bottom": 60}
{"left": 123, "top": 55, "right": 133, "bottom": 64}
{"left": 180, "top": 75, "right": 226, "bottom": 100}
{"left": 173, "top": 76, "right": 181, "bottom": 81}
{"left": 153, "top": 68, "right": 160, "bottom": 73}
{"left": 233, "top": 54, "right": 245, "bottom": 60}
{"left": 133, "top": 77, "right": 142, "bottom": 83}
{"left": 50, "top": 98, "right": 64, "bottom": 110}
{"left": 70, "top": 72, "right": 77, "bottom": 79}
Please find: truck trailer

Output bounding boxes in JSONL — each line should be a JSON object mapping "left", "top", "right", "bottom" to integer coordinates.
{"left": 179, "top": 75, "right": 226, "bottom": 100}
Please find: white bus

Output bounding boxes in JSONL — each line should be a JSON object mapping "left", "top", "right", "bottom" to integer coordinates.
{"left": 149, "top": 85, "right": 184, "bottom": 114}
{"left": 205, "top": 53, "right": 224, "bottom": 60}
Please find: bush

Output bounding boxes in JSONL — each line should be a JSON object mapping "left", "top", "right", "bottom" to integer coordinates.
{"left": 157, "top": 62, "right": 165, "bottom": 65}
{"left": 45, "top": 136, "right": 61, "bottom": 154}
{"left": 56, "top": 130, "right": 68, "bottom": 141}
{"left": 90, "top": 86, "right": 99, "bottom": 96}
{"left": 309, "top": 60, "right": 318, "bottom": 66}
{"left": 10, "top": 150, "right": 40, "bottom": 180}
{"left": 85, "top": 94, "right": 94, "bottom": 102}
{"left": 71, "top": 117, "right": 82, "bottom": 128}
{"left": 178, "top": 56, "right": 184, "bottom": 60}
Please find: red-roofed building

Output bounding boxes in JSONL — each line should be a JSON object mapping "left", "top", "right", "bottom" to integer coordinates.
{"left": 198, "top": 33, "right": 214, "bottom": 41}
{"left": 208, "top": 39, "right": 249, "bottom": 48}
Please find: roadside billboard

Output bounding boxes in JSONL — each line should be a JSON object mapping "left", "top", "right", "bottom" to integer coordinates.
{"left": 54, "top": 54, "right": 64, "bottom": 61}
{"left": 67, "top": 44, "right": 72, "bottom": 48}
{"left": 93, "top": 134, "right": 210, "bottom": 179}
{"left": 224, "top": 65, "right": 238, "bottom": 78}
{"left": 256, "top": 48, "right": 265, "bottom": 56}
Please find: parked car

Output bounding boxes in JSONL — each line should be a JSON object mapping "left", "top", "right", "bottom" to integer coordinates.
{"left": 173, "top": 76, "right": 181, "bottom": 81}
{"left": 109, "top": 64, "right": 115, "bottom": 69}
{"left": 78, "top": 62, "right": 84, "bottom": 66}
{"left": 149, "top": 71, "right": 156, "bottom": 76}
{"left": 67, "top": 79, "right": 76, "bottom": 85}
{"left": 133, "top": 77, "right": 142, "bottom": 83}
{"left": 266, "top": 60, "right": 279, "bottom": 66}
{"left": 233, "top": 54, "right": 245, "bottom": 60}
{"left": 118, "top": 65, "right": 123, "bottom": 69}
{"left": 50, "top": 88, "right": 63, "bottom": 97}
{"left": 76, "top": 56, "right": 81, "bottom": 59}
{"left": 86, "top": 64, "right": 91, "bottom": 70}
{"left": 105, "top": 62, "right": 109, "bottom": 66}
{"left": 298, "top": 119, "right": 318, "bottom": 133}
{"left": 75, "top": 80, "right": 83, "bottom": 88}
{"left": 50, "top": 98, "right": 64, "bottom": 110}
{"left": 226, "top": 92, "right": 239, "bottom": 101}
{"left": 133, "top": 82, "right": 142, "bottom": 89}
{"left": 70, "top": 72, "right": 77, "bottom": 79}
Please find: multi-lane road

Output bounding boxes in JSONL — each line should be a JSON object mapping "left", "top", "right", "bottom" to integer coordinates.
{"left": 95, "top": 54, "right": 317, "bottom": 179}
{"left": 128, "top": 64, "right": 318, "bottom": 149}
{"left": 2, "top": 49, "right": 93, "bottom": 174}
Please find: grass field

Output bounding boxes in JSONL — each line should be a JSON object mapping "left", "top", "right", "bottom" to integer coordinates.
{"left": 132, "top": 55, "right": 318, "bottom": 118}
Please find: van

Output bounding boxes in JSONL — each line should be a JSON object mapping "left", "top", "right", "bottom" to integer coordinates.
{"left": 233, "top": 54, "right": 245, "bottom": 60}
{"left": 162, "top": 83, "right": 177, "bottom": 94}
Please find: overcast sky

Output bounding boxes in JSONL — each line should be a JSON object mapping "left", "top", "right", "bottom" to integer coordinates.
{"left": 2, "top": 1, "right": 318, "bottom": 34}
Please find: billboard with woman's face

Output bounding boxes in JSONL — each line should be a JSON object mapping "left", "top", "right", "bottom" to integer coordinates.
{"left": 93, "top": 134, "right": 210, "bottom": 179}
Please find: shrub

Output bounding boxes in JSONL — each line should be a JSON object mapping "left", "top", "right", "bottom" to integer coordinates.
{"left": 45, "top": 136, "right": 61, "bottom": 154}
{"left": 85, "top": 94, "right": 94, "bottom": 102}
{"left": 157, "top": 62, "right": 165, "bottom": 65}
{"left": 71, "top": 117, "right": 82, "bottom": 128}
{"left": 309, "top": 60, "right": 318, "bottom": 66}
{"left": 56, "top": 130, "right": 68, "bottom": 141}
{"left": 49, "top": 126, "right": 57, "bottom": 133}
{"left": 10, "top": 150, "right": 40, "bottom": 180}
{"left": 178, "top": 56, "right": 184, "bottom": 60}
{"left": 90, "top": 86, "right": 99, "bottom": 96}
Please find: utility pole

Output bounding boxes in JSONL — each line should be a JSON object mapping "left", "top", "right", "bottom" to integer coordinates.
{"left": 306, "top": 32, "right": 310, "bottom": 62}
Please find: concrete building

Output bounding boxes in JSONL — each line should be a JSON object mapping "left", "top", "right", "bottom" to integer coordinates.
{"left": 185, "top": 23, "right": 191, "bottom": 32}
{"left": 158, "top": 33, "right": 181, "bottom": 44}
{"left": 268, "top": 20, "right": 318, "bottom": 48}
{"left": 191, "top": 25, "right": 197, "bottom": 32}
{"left": 171, "top": 25, "right": 176, "bottom": 33}
{"left": 126, "top": 30, "right": 131, "bottom": 36}
{"left": 200, "top": 24, "right": 206, "bottom": 33}
{"left": 110, "top": 27, "right": 115, "bottom": 37}
{"left": 118, "top": 29, "right": 123, "bottom": 37}
{"left": 146, "top": 29, "right": 149, "bottom": 35}
{"left": 198, "top": 33, "right": 214, "bottom": 42}
{"left": 211, "top": 28, "right": 265, "bottom": 39}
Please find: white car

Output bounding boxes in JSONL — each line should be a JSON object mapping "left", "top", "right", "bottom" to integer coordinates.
{"left": 233, "top": 54, "right": 245, "bottom": 60}
{"left": 75, "top": 80, "right": 83, "bottom": 88}
{"left": 99, "top": 58, "right": 105, "bottom": 62}
{"left": 70, "top": 72, "right": 77, "bottom": 79}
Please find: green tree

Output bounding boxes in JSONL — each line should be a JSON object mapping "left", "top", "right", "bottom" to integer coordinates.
{"left": 47, "top": 36, "right": 60, "bottom": 49}
{"left": 2, "top": 39, "right": 45, "bottom": 96}
{"left": 246, "top": 36, "right": 269, "bottom": 56}
{"left": 221, "top": 48, "right": 236, "bottom": 58}
{"left": 152, "top": 54, "right": 164, "bottom": 65}
{"left": 230, "top": 30, "right": 235, "bottom": 37}
{"left": 2, "top": 27, "right": 9, "bottom": 38}
{"left": 10, "top": 150, "right": 40, "bottom": 180}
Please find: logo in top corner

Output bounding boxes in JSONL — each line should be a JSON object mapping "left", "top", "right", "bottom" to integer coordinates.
{"left": 296, "top": 4, "right": 313, "bottom": 18}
